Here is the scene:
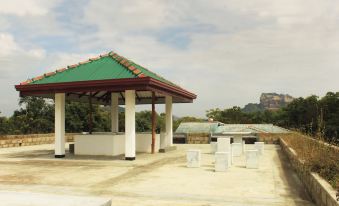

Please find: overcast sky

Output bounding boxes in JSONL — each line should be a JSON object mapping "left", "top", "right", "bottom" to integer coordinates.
{"left": 0, "top": 0, "right": 338, "bottom": 117}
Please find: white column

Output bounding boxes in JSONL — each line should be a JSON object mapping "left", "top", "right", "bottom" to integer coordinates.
{"left": 111, "top": 93, "right": 119, "bottom": 133}
{"left": 125, "top": 90, "right": 136, "bottom": 160}
{"left": 55, "top": 93, "right": 65, "bottom": 158}
{"left": 165, "top": 96, "right": 173, "bottom": 147}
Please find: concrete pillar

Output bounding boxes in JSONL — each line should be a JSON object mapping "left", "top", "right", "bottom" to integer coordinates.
{"left": 125, "top": 90, "right": 136, "bottom": 160}
{"left": 55, "top": 93, "right": 65, "bottom": 158}
{"left": 165, "top": 96, "right": 173, "bottom": 147}
{"left": 111, "top": 93, "right": 119, "bottom": 133}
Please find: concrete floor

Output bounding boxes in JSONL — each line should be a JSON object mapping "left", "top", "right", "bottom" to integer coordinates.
{"left": 0, "top": 143, "right": 315, "bottom": 206}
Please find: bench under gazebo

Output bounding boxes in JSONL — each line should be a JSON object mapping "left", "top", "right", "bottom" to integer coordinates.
{"left": 15, "top": 51, "right": 196, "bottom": 160}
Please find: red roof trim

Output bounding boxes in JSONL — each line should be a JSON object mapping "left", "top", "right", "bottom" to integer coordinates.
{"left": 15, "top": 77, "right": 196, "bottom": 101}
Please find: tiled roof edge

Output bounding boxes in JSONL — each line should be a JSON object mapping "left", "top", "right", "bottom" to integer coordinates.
{"left": 20, "top": 52, "right": 111, "bottom": 85}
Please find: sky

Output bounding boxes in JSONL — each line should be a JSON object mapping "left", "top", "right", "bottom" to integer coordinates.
{"left": 0, "top": 0, "right": 338, "bottom": 117}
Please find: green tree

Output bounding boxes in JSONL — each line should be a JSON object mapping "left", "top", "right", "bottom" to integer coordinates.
{"left": 319, "top": 92, "right": 339, "bottom": 143}
{"left": 10, "top": 97, "right": 54, "bottom": 134}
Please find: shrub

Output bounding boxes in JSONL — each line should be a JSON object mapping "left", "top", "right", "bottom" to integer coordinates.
{"left": 281, "top": 132, "right": 339, "bottom": 190}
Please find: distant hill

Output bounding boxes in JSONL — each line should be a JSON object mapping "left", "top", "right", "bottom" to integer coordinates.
{"left": 243, "top": 93, "right": 294, "bottom": 113}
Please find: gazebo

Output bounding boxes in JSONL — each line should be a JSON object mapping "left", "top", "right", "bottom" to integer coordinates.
{"left": 15, "top": 51, "right": 196, "bottom": 160}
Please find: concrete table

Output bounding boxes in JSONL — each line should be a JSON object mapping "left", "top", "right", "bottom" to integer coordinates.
{"left": 222, "top": 132, "right": 254, "bottom": 144}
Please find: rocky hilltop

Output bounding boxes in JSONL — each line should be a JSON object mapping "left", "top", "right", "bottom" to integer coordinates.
{"left": 260, "top": 93, "right": 294, "bottom": 110}
{"left": 242, "top": 93, "right": 294, "bottom": 113}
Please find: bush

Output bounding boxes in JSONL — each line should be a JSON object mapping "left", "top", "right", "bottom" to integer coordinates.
{"left": 281, "top": 133, "right": 339, "bottom": 190}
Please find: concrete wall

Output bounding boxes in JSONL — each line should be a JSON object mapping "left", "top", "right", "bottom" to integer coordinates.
{"left": 74, "top": 133, "right": 160, "bottom": 156}
{"left": 0, "top": 133, "right": 76, "bottom": 148}
{"left": 280, "top": 138, "right": 338, "bottom": 206}
{"left": 136, "top": 133, "right": 160, "bottom": 153}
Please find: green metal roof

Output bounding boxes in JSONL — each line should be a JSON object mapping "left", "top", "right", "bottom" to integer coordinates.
{"left": 21, "top": 51, "right": 178, "bottom": 87}
{"left": 175, "top": 122, "right": 223, "bottom": 134}
{"left": 214, "top": 124, "right": 290, "bottom": 134}
{"left": 175, "top": 123, "right": 290, "bottom": 134}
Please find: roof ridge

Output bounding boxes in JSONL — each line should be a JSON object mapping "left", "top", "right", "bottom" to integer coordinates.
{"left": 20, "top": 52, "right": 116, "bottom": 85}
{"left": 108, "top": 51, "right": 146, "bottom": 78}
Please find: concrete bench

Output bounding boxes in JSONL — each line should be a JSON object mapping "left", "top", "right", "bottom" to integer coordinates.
{"left": 186, "top": 149, "right": 201, "bottom": 168}
{"left": 255, "top": 142, "right": 265, "bottom": 155}
{"left": 215, "top": 152, "right": 230, "bottom": 172}
{"left": 246, "top": 150, "right": 259, "bottom": 169}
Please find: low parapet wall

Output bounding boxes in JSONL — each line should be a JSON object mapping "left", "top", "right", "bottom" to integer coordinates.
{"left": 280, "top": 138, "right": 338, "bottom": 206}
{"left": 0, "top": 133, "right": 76, "bottom": 148}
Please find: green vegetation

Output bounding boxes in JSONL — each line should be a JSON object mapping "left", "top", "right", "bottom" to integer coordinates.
{"left": 0, "top": 97, "right": 199, "bottom": 135}
{"left": 281, "top": 133, "right": 339, "bottom": 190}
{"left": 0, "top": 92, "right": 337, "bottom": 144}
{"left": 206, "top": 92, "right": 339, "bottom": 144}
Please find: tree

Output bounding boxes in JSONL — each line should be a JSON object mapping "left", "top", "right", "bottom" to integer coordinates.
{"left": 65, "top": 101, "right": 110, "bottom": 133}
{"left": 10, "top": 97, "right": 54, "bottom": 134}
{"left": 319, "top": 92, "right": 339, "bottom": 143}
{"left": 0, "top": 111, "right": 10, "bottom": 135}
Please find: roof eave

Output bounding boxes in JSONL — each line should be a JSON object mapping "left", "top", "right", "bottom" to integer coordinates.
{"left": 15, "top": 77, "right": 197, "bottom": 102}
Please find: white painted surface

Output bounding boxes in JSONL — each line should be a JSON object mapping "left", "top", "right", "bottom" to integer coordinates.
{"left": 0, "top": 191, "right": 111, "bottom": 206}
{"left": 111, "top": 93, "right": 119, "bottom": 133}
{"left": 242, "top": 140, "right": 246, "bottom": 153}
{"left": 217, "top": 137, "right": 231, "bottom": 165}
{"left": 165, "top": 96, "right": 173, "bottom": 147}
{"left": 55, "top": 93, "right": 65, "bottom": 156}
{"left": 232, "top": 143, "right": 242, "bottom": 157}
{"left": 125, "top": 90, "right": 136, "bottom": 159}
{"left": 246, "top": 150, "right": 259, "bottom": 169}
{"left": 210, "top": 142, "right": 217, "bottom": 153}
{"left": 136, "top": 133, "right": 160, "bottom": 153}
{"left": 186, "top": 149, "right": 201, "bottom": 168}
{"left": 75, "top": 133, "right": 160, "bottom": 156}
{"left": 160, "top": 132, "right": 166, "bottom": 149}
{"left": 215, "top": 152, "right": 230, "bottom": 172}
{"left": 75, "top": 134, "right": 124, "bottom": 156}
{"left": 255, "top": 142, "right": 265, "bottom": 155}
{"left": 217, "top": 137, "right": 230, "bottom": 152}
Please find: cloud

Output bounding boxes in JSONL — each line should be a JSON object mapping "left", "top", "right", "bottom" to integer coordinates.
{"left": 0, "top": 0, "right": 339, "bottom": 117}
{"left": 0, "top": 0, "right": 58, "bottom": 16}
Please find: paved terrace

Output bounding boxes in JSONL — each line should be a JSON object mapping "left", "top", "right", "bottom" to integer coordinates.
{"left": 0, "top": 144, "right": 314, "bottom": 206}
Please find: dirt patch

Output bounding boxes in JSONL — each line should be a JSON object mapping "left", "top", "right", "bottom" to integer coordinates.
{"left": 94, "top": 155, "right": 185, "bottom": 188}
{"left": 0, "top": 174, "right": 38, "bottom": 185}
